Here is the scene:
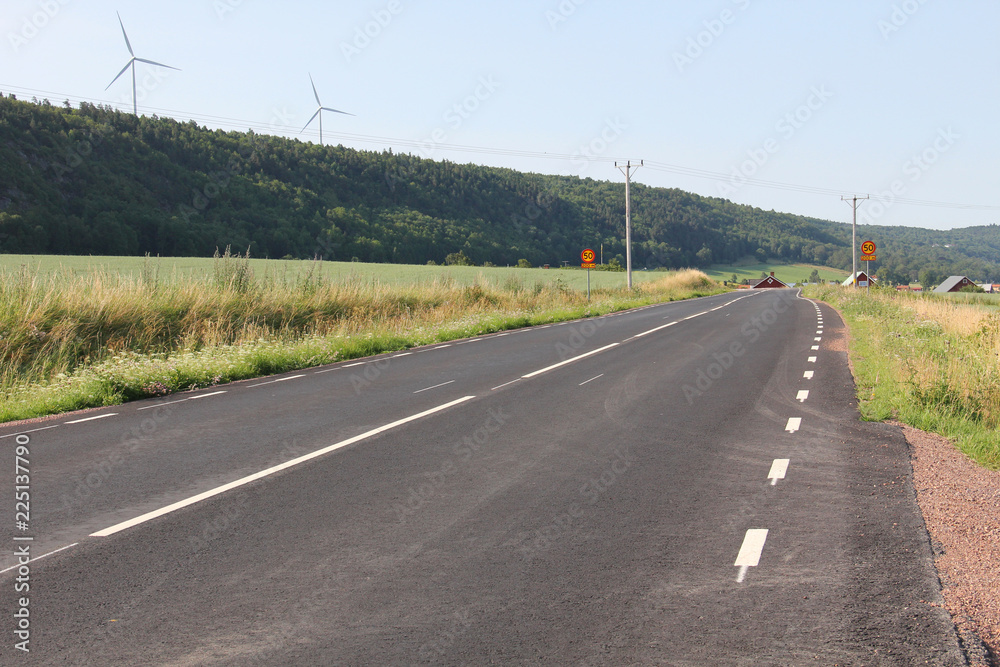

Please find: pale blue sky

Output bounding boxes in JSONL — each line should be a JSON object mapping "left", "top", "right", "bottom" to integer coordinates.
{"left": 2, "top": 0, "right": 997, "bottom": 230}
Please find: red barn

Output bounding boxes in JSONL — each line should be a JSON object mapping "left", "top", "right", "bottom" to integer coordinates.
{"left": 752, "top": 272, "right": 788, "bottom": 288}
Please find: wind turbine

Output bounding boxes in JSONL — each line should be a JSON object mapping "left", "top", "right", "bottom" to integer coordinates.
{"left": 106, "top": 12, "right": 180, "bottom": 115}
{"left": 302, "top": 74, "right": 354, "bottom": 145}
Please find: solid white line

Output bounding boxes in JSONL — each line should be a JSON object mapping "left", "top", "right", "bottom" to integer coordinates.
{"left": 796, "top": 390, "right": 809, "bottom": 402}
{"left": 414, "top": 380, "right": 455, "bottom": 394}
{"left": 247, "top": 374, "right": 306, "bottom": 389}
{"left": 491, "top": 379, "right": 520, "bottom": 391}
{"left": 0, "top": 543, "right": 79, "bottom": 574}
{"left": 136, "top": 391, "right": 227, "bottom": 411}
{"left": 64, "top": 413, "right": 119, "bottom": 425}
{"left": 631, "top": 322, "right": 677, "bottom": 339}
{"left": 785, "top": 417, "right": 802, "bottom": 433}
{"left": 92, "top": 396, "right": 477, "bottom": 538}
{"left": 735, "top": 528, "right": 769, "bottom": 572}
{"left": 343, "top": 362, "right": 365, "bottom": 368}
{"left": 522, "top": 343, "right": 620, "bottom": 379}
{"left": 579, "top": 374, "right": 604, "bottom": 386}
{"left": 0, "top": 425, "right": 59, "bottom": 439}
{"left": 807, "top": 356, "right": 817, "bottom": 363}
{"left": 804, "top": 371, "right": 815, "bottom": 379}
{"left": 768, "top": 459, "right": 790, "bottom": 486}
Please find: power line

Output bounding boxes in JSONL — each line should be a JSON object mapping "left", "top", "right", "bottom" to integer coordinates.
{"left": 3, "top": 82, "right": 1000, "bottom": 214}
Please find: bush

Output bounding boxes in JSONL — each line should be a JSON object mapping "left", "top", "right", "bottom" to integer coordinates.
{"left": 517, "top": 259, "right": 532, "bottom": 269}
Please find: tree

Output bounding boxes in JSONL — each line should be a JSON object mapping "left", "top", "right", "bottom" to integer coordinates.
{"left": 517, "top": 258, "right": 532, "bottom": 268}
{"left": 807, "top": 268, "right": 821, "bottom": 284}
{"left": 445, "top": 250, "right": 472, "bottom": 266}
{"left": 919, "top": 268, "right": 942, "bottom": 290}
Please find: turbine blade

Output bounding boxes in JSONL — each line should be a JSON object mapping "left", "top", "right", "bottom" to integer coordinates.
{"left": 134, "top": 57, "right": 181, "bottom": 71}
{"left": 322, "top": 107, "right": 355, "bottom": 117}
{"left": 106, "top": 60, "right": 134, "bottom": 90}
{"left": 309, "top": 73, "right": 322, "bottom": 106}
{"left": 117, "top": 12, "right": 135, "bottom": 57}
{"left": 301, "top": 109, "right": 321, "bottom": 133}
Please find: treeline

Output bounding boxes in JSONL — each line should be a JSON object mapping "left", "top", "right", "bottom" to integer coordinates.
{"left": 1, "top": 96, "right": 998, "bottom": 280}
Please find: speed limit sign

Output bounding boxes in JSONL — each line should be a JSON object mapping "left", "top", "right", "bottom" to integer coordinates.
{"left": 861, "top": 241, "right": 876, "bottom": 255}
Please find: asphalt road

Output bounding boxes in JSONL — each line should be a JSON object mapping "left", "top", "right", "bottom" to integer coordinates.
{"left": 0, "top": 289, "right": 966, "bottom": 665}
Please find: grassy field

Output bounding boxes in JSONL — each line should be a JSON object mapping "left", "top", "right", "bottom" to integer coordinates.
{"left": 806, "top": 285, "right": 1000, "bottom": 469}
{"left": 0, "top": 254, "right": 665, "bottom": 292}
{"left": 706, "top": 262, "right": 849, "bottom": 285}
{"left": 0, "top": 254, "right": 724, "bottom": 424}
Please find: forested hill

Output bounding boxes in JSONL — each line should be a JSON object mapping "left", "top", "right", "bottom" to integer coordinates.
{"left": 2, "top": 96, "right": 999, "bottom": 281}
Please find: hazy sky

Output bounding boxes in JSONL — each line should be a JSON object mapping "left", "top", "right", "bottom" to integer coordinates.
{"left": 2, "top": 0, "right": 998, "bottom": 230}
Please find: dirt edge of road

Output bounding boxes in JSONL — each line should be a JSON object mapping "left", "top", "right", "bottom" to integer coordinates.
{"left": 897, "top": 422, "right": 999, "bottom": 667}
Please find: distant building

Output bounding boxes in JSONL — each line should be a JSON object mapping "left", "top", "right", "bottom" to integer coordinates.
{"left": 751, "top": 272, "right": 788, "bottom": 288}
{"left": 933, "top": 276, "right": 976, "bottom": 293}
{"left": 842, "top": 271, "right": 874, "bottom": 287}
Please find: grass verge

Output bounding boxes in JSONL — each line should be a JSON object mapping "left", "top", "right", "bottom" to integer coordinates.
{"left": 1, "top": 262, "right": 723, "bottom": 424}
{"left": 805, "top": 285, "right": 1000, "bottom": 469}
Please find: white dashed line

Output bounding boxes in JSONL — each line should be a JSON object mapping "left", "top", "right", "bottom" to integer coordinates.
{"left": 807, "top": 356, "right": 817, "bottom": 363}
{"left": 391, "top": 352, "right": 413, "bottom": 358}
{"left": 343, "top": 362, "right": 365, "bottom": 368}
{"left": 768, "top": 459, "right": 789, "bottom": 486}
{"left": 804, "top": 371, "right": 814, "bottom": 379}
{"left": 491, "top": 379, "right": 520, "bottom": 391}
{"left": 796, "top": 390, "right": 809, "bottom": 402}
{"left": 785, "top": 417, "right": 802, "bottom": 433}
{"left": 0, "top": 425, "right": 59, "bottom": 439}
{"left": 414, "top": 380, "right": 455, "bottom": 394}
{"left": 811, "top": 345, "right": 820, "bottom": 351}
{"left": 735, "top": 529, "right": 769, "bottom": 582}
{"left": 522, "top": 343, "right": 620, "bottom": 379}
{"left": 0, "top": 543, "right": 79, "bottom": 574}
{"left": 432, "top": 345, "right": 453, "bottom": 350}
{"left": 814, "top": 337, "right": 822, "bottom": 342}
{"left": 92, "top": 396, "right": 478, "bottom": 538}
{"left": 64, "top": 414, "right": 118, "bottom": 425}
{"left": 247, "top": 375, "right": 306, "bottom": 389}
{"left": 579, "top": 374, "right": 604, "bottom": 386}
{"left": 136, "top": 391, "right": 227, "bottom": 411}
{"left": 631, "top": 322, "right": 677, "bottom": 339}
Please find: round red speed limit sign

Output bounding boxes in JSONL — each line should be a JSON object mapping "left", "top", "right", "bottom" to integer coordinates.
{"left": 861, "top": 241, "right": 876, "bottom": 255}
{"left": 581, "top": 248, "right": 596, "bottom": 263}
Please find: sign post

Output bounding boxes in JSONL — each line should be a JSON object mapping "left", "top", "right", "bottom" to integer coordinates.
{"left": 860, "top": 241, "right": 877, "bottom": 293}
{"left": 581, "top": 249, "right": 596, "bottom": 300}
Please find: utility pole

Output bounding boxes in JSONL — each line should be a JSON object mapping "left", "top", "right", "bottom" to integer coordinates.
{"left": 842, "top": 195, "right": 869, "bottom": 288}
{"left": 616, "top": 160, "right": 643, "bottom": 289}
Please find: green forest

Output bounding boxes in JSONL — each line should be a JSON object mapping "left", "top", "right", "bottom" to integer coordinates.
{"left": 2, "top": 95, "right": 999, "bottom": 282}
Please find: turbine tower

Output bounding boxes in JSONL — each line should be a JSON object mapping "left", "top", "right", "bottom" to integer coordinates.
{"left": 301, "top": 73, "right": 353, "bottom": 145}
{"left": 106, "top": 12, "right": 180, "bottom": 115}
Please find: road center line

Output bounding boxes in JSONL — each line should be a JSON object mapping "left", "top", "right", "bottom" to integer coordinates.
{"left": 579, "top": 374, "right": 604, "bottom": 386}
{"left": 491, "top": 379, "right": 520, "bottom": 391}
{"left": 522, "top": 343, "right": 620, "bottom": 379}
{"left": 807, "top": 356, "right": 817, "bottom": 363}
{"left": 64, "top": 413, "right": 119, "bottom": 425}
{"left": 92, "top": 395, "right": 478, "bottom": 538}
{"left": 804, "top": 371, "right": 814, "bottom": 379}
{"left": 247, "top": 375, "right": 306, "bottom": 388}
{"left": 785, "top": 417, "right": 802, "bottom": 433}
{"left": 796, "top": 390, "right": 809, "bottom": 402}
{"left": 631, "top": 322, "right": 677, "bottom": 339}
{"left": 414, "top": 380, "right": 456, "bottom": 394}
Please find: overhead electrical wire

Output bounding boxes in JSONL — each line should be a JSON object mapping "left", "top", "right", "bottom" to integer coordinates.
{"left": 4, "top": 82, "right": 999, "bottom": 213}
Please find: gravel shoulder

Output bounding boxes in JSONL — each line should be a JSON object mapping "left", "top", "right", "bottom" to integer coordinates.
{"left": 900, "top": 422, "right": 1000, "bottom": 667}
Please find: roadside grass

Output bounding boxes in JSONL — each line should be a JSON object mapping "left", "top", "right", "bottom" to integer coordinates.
{"left": 0, "top": 259, "right": 722, "bottom": 424}
{"left": 805, "top": 285, "right": 1000, "bottom": 469}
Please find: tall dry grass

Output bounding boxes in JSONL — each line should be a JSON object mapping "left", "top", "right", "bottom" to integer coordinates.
{"left": 0, "top": 261, "right": 721, "bottom": 422}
